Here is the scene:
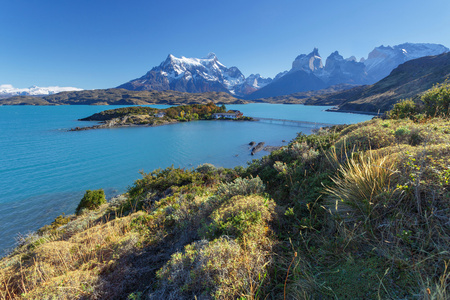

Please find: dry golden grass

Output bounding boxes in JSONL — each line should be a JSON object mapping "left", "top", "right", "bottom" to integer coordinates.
{"left": 0, "top": 210, "right": 143, "bottom": 299}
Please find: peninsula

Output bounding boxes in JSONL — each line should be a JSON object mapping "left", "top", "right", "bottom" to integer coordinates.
{"left": 70, "top": 103, "right": 252, "bottom": 131}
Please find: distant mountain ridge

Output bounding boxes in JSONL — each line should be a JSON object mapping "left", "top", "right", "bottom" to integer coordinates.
{"left": 0, "top": 84, "right": 82, "bottom": 98}
{"left": 363, "top": 43, "right": 450, "bottom": 82}
{"left": 297, "top": 51, "right": 450, "bottom": 113}
{"left": 0, "top": 89, "right": 244, "bottom": 106}
{"left": 249, "top": 43, "right": 449, "bottom": 99}
{"left": 118, "top": 43, "right": 449, "bottom": 99}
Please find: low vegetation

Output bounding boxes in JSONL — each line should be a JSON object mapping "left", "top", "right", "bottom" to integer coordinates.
{"left": 2, "top": 84, "right": 450, "bottom": 299}
{"left": 73, "top": 103, "right": 250, "bottom": 131}
{"left": 75, "top": 189, "right": 106, "bottom": 215}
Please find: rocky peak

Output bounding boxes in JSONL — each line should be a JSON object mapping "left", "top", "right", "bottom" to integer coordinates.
{"left": 292, "top": 48, "right": 324, "bottom": 73}
{"left": 204, "top": 52, "right": 217, "bottom": 59}
{"left": 245, "top": 74, "right": 272, "bottom": 88}
{"left": 163, "top": 54, "right": 176, "bottom": 65}
{"left": 324, "top": 51, "right": 344, "bottom": 72}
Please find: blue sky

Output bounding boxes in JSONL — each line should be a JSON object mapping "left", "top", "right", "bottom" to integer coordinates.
{"left": 1, "top": 0, "right": 449, "bottom": 89}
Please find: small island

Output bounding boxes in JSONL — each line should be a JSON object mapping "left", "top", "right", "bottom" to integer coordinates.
{"left": 70, "top": 102, "right": 253, "bottom": 131}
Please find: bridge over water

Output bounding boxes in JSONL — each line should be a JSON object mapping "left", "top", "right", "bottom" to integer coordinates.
{"left": 250, "top": 116, "right": 336, "bottom": 128}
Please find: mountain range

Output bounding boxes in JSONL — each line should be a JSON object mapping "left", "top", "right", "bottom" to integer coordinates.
{"left": 118, "top": 43, "right": 449, "bottom": 99}
{"left": 319, "top": 51, "right": 450, "bottom": 113}
{"left": 3, "top": 51, "right": 450, "bottom": 114}
{"left": 117, "top": 53, "right": 272, "bottom": 98}
{"left": 0, "top": 84, "right": 82, "bottom": 98}
{"left": 258, "top": 51, "right": 450, "bottom": 113}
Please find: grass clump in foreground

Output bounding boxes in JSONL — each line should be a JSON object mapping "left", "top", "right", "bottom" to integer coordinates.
{"left": 1, "top": 83, "right": 450, "bottom": 299}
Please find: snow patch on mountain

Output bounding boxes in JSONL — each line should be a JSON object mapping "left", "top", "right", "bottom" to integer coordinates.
{"left": 0, "top": 84, "right": 83, "bottom": 97}
{"left": 118, "top": 53, "right": 273, "bottom": 97}
{"left": 118, "top": 43, "right": 448, "bottom": 99}
{"left": 364, "top": 43, "right": 449, "bottom": 81}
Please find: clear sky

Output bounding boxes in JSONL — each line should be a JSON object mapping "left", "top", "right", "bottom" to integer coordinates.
{"left": 1, "top": 0, "right": 449, "bottom": 89}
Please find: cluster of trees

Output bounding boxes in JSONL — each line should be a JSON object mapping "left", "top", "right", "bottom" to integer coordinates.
{"left": 163, "top": 102, "right": 227, "bottom": 121}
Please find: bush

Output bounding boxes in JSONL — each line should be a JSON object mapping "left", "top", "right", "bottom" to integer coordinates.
{"left": 153, "top": 237, "right": 271, "bottom": 299}
{"left": 422, "top": 82, "right": 450, "bottom": 117}
{"left": 216, "top": 176, "right": 265, "bottom": 199}
{"left": 128, "top": 167, "right": 203, "bottom": 199}
{"left": 203, "top": 195, "right": 274, "bottom": 240}
{"left": 388, "top": 99, "right": 418, "bottom": 120}
{"left": 75, "top": 189, "right": 106, "bottom": 215}
{"left": 195, "top": 163, "right": 217, "bottom": 174}
{"left": 334, "top": 121, "right": 395, "bottom": 152}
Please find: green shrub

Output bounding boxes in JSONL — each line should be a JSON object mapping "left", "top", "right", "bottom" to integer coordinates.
{"left": 388, "top": 99, "right": 418, "bottom": 120}
{"left": 75, "top": 189, "right": 106, "bottom": 215}
{"left": 216, "top": 176, "right": 265, "bottom": 199}
{"left": 127, "top": 167, "right": 203, "bottom": 201}
{"left": 422, "top": 82, "right": 450, "bottom": 117}
{"left": 154, "top": 237, "right": 271, "bottom": 299}
{"left": 289, "top": 142, "right": 319, "bottom": 161}
{"left": 202, "top": 195, "right": 274, "bottom": 241}
{"left": 293, "top": 129, "right": 339, "bottom": 151}
{"left": 335, "top": 121, "right": 395, "bottom": 152}
{"left": 38, "top": 213, "right": 73, "bottom": 235}
{"left": 195, "top": 163, "right": 217, "bottom": 174}
{"left": 394, "top": 126, "right": 411, "bottom": 140}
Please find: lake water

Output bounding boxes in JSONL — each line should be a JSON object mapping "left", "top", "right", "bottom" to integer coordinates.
{"left": 0, "top": 104, "right": 371, "bottom": 254}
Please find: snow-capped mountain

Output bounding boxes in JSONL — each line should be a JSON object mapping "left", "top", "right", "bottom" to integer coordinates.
{"left": 247, "top": 48, "right": 368, "bottom": 99}
{"left": 248, "top": 43, "right": 448, "bottom": 99}
{"left": 117, "top": 53, "right": 271, "bottom": 97}
{"left": 118, "top": 43, "right": 448, "bottom": 99}
{"left": 364, "top": 43, "right": 450, "bottom": 82}
{"left": 0, "top": 84, "right": 83, "bottom": 97}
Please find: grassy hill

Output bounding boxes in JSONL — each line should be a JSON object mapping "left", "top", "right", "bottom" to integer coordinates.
{"left": 0, "top": 89, "right": 246, "bottom": 106}
{"left": 1, "top": 84, "right": 450, "bottom": 299}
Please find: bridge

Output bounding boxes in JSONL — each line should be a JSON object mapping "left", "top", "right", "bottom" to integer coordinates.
{"left": 250, "top": 116, "right": 336, "bottom": 128}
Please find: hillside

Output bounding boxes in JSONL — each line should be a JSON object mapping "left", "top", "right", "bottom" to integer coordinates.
{"left": 309, "top": 52, "right": 450, "bottom": 113}
{"left": 1, "top": 84, "right": 450, "bottom": 299}
{"left": 256, "top": 83, "right": 360, "bottom": 104}
{"left": 0, "top": 89, "right": 245, "bottom": 106}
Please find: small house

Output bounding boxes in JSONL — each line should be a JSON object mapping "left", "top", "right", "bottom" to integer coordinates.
{"left": 212, "top": 110, "right": 243, "bottom": 119}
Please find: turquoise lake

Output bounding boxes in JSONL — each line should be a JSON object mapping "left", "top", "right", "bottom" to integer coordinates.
{"left": 0, "top": 104, "right": 371, "bottom": 254}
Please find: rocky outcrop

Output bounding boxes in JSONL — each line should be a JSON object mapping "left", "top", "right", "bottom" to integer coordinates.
{"left": 251, "top": 142, "right": 265, "bottom": 155}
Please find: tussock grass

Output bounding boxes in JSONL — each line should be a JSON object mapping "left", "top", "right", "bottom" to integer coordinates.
{"left": 326, "top": 150, "right": 398, "bottom": 223}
